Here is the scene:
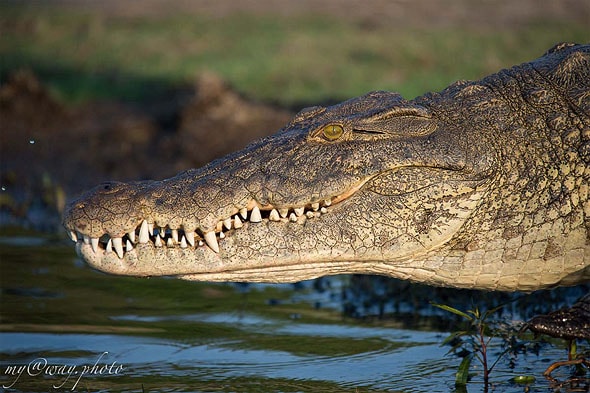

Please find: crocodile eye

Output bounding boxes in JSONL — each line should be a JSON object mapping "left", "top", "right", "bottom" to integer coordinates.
{"left": 321, "top": 124, "right": 344, "bottom": 141}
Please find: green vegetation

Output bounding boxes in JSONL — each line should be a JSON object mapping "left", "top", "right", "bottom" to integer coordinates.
{"left": 1, "top": 4, "right": 588, "bottom": 106}
{"left": 434, "top": 300, "right": 590, "bottom": 392}
{"left": 432, "top": 302, "right": 533, "bottom": 391}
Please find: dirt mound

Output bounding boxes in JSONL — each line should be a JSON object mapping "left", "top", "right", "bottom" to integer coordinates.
{"left": 178, "top": 72, "right": 292, "bottom": 169}
{"left": 0, "top": 70, "right": 293, "bottom": 230}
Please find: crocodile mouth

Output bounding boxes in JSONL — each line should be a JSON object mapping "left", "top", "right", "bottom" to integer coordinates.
{"left": 67, "top": 180, "right": 365, "bottom": 260}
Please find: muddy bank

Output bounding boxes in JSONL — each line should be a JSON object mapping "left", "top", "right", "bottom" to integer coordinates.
{"left": 0, "top": 70, "right": 293, "bottom": 231}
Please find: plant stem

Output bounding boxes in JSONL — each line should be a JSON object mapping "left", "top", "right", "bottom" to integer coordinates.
{"left": 479, "top": 323, "right": 489, "bottom": 386}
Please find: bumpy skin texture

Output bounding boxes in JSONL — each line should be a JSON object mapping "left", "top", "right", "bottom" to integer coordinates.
{"left": 63, "top": 43, "right": 590, "bottom": 291}
{"left": 525, "top": 294, "right": 590, "bottom": 340}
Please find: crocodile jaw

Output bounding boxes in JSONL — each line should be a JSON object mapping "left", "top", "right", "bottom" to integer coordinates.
{"left": 70, "top": 205, "right": 589, "bottom": 291}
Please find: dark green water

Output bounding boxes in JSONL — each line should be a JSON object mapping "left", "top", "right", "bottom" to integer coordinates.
{"left": 0, "top": 232, "right": 588, "bottom": 392}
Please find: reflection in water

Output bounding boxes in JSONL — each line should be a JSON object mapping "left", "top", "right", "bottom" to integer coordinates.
{"left": 0, "top": 235, "right": 588, "bottom": 392}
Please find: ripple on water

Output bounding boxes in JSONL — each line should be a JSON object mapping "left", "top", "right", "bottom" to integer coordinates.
{"left": 0, "top": 326, "right": 451, "bottom": 391}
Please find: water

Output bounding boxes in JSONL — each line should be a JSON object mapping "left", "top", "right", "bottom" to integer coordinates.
{"left": 0, "top": 233, "right": 588, "bottom": 392}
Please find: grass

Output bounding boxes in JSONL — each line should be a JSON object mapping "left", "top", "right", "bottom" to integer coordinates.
{"left": 1, "top": 4, "right": 588, "bottom": 107}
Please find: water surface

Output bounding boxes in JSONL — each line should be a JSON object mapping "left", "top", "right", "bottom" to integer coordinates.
{"left": 0, "top": 232, "right": 588, "bottom": 392}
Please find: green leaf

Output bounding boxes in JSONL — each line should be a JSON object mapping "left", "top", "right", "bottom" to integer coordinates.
{"left": 441, "top": 330, "right": 469, "bottom": 346}
{"left": 484, "top": 303, "right": 506, "bottom": 318}
{"left": 570, "top": 340, "right": 578, "bottom": 358}
{"left": 455, "top": 353, "right": 473, "bottom": 386}
{"left": 512, "top": 375, "right": 536, "bottom": 384}
{"left": 432, "top": 303, "right": 474, "bottom": 321}
{"left": 446, "top": 343, "right": 468, "bottom": 356}
{"left": 454, "top": 384, "right": 469, "bottom": 393}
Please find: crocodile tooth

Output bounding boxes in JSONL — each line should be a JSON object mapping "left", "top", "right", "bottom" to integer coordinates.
{"left": 311, "top": 202, "right": 320, "bottom": 211}
{"left": 112, "top": 237, "right": 124, "bottom": 258}
{"left": 198, "top": 240, "right": 204, "bottom": 247}
{"left": 155, "top": 236, "right": 162, "bottom": 247}
{"left": 204, "top": 231, "right": 220, "bottom": 252}
{"left": 83, "top": 234, "right": 90, "bottom": 245}
{"left": 215, "top": 221, "right": 224, "bottom": 232}
{"left": 294, "top": 207, "right": 305, "bottom": 216}
{"left": 250, "top": 206, "right": 262, "bottom": 223}
{"left": 320, "top": 207, "right": 328, "bottom": 214}
{"left": 234, "top": 215, "right": 243, "bottom": 229}
{"left": 279, "top": 208, "right": 289, "bottom": 218}
{"left": 323, "top": 199, "right": 332, "bottom": 206}
{"left": 128, "top": 230, "right": 136, "bottom": 243}
{"left": 289, "top": 212, "right": 298, "bottom": 222}
{"left": 91, "top": 238, "right": 99, "bottom": 253}
{"left": 171, "top": 229, "right": 179, "bottom": 243}
{"left": 180, "top": 236, "right": 187, "bottom": 248}
{"left": 239, "top": 208, "right": 248, "bottom": 220}
{"left": 223, "top": 218, "right": 232, "bottom": 230}
{"left": 219, "top": 231, "right": 225, "bottom": 239}
{"left": 160, "top": 227, "right": 166, "bottom": 238}
{"left": 167, "top": 238, "right": 174, "bottom": 247}
{"left": 147, "top": 222, "right": 154, "bottom": 236}
{"left": 269, "top": 209, "right": 280, "bottom": 221}
{"left": 185, "top": 231, "right": 195, "bottom": 247}
{"left": 126, "top": 239, "right": 133, "bottom": 251}
{"left": 69, "top": 231, "right": 78, "bottom": 242}
{"left": 106, "top": 238, "right": 112, "bottom": 253}
{"left": 306, "top": 211, "right": 315, "bottom": 219}
{"left": 139, "top": 220, "right": 150, "bottom": 244}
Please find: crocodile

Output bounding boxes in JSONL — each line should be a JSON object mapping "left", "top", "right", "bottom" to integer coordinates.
{"left": 524, "top": 293, "right": 590, "bottom": 376}
{"left": 63, "top": 42, "right": 590, "bottom": 291}
{"left": 525, "top": 293, "right": 590, "bottom": 340}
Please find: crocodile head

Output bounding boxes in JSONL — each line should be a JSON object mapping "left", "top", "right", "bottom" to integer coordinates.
{"left": 63, "top": 44, "right": 590, "bottom": 290}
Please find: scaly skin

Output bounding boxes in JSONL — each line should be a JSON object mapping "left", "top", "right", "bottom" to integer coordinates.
{"left": 525, "top": 293, "right": 590, "bottom": 340}
{"left": 63, "top": 43, "right": 590, "bottom": 291}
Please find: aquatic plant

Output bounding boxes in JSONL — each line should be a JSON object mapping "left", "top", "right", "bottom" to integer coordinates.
{"left": 432, "top": 302, "right": 534, "bottom": 390}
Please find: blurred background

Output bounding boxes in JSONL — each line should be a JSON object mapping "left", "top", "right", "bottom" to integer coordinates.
{"left": 0, "top": 2, "right": 589, "bottom": 391}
